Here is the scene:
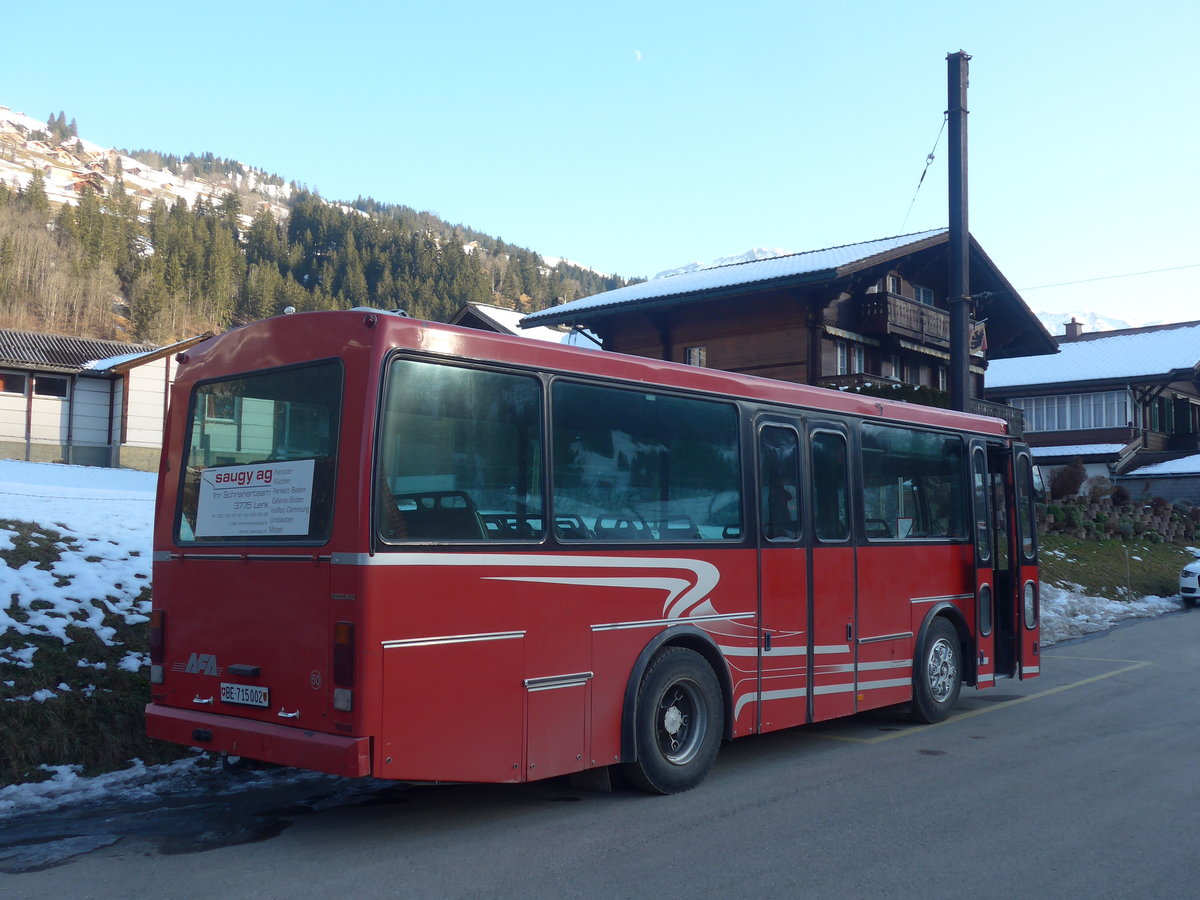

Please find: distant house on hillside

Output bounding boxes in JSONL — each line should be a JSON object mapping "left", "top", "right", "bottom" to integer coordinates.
{"left": 0, "top": 329, "right": 210, "bottom": 470}
{"left": 985, "top": 318, "right": 1200, "bottom": 500}
{"left": 520, "top": 229, "right": 1055, "bottom": 425}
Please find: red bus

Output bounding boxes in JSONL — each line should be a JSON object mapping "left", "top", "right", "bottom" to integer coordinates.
{"left": 146, "top": 309, "right": 1039, "bottom": 794}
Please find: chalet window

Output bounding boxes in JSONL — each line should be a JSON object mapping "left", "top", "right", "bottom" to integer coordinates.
{"left": 0, "top": 371, "right": 27, "bottom": 395}
{"left": 685, "top": 346, "right": 707, "bottom": 367}
{"left": 891, "top": 355, "right": 903, "bottom": 381}
{"left": 914, "top": 285, "right": 935, "bottom": 306}
{"left": 1010, "top": 390, "right": 1129, "bottom": 432}
{"left": 887, "top": 274, "right": 901, "bottom": 294}
{"left": 937, "top": 366, "right": 948, "bottom": 392}
{"left": 835, "top": 341, "right": 849, "bottom": 376}
{"left": 851, "top": 345, "right": 865, "bottom": 374}
{"left": 33, "top": 375, "right": 68, "bottom": 398}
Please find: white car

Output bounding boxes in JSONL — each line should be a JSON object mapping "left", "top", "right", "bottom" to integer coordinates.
{"left": 1182, "top": 559, "right": 1200, "bottom": 607}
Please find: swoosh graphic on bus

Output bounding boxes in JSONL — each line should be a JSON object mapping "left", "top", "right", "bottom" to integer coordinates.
{"left": 361, "top": 552, "right": 721, "bottom": 620}
{"left": 482, "top": 560, "right": 719, "bottom": 619}
{"left": 348, "top": 554, "right": 720, "bottom": 624}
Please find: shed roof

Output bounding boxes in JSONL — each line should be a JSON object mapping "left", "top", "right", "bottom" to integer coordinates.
{"left": 0, "top": 329, "right": 155, "bottom": 375}
{"left": 1030, "top": 443, "right": 1126, "bottom": 460}
{"left": 987, "top": 320, "right": 1200, "bottom": 391}
{"left": 1124, "top": 452, "right": 1200, "bottom": 477}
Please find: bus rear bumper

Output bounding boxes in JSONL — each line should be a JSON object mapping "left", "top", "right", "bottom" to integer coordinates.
{"left": 146, "top": 704, "right": 372, "bottom": 778}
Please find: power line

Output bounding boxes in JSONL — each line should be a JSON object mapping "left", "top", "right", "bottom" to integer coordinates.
{"left": 898, "top": 114, "right": 947, "bottom": 236}
{"left": 1020, "top": 262, "right": 1200, "bottom": 292}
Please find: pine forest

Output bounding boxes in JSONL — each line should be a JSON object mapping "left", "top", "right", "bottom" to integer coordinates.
{"left": 0, "top": 124, "right": 632, "bottom": 344}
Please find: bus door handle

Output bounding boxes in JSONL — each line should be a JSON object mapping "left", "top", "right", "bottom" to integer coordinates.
{"left": 193, "top": 695, "right": 213, "bottom": 705}
{"left": 277, "top": 708, "right": 301, "bottom": 719}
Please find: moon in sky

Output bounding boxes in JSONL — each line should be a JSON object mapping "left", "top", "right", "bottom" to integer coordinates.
{"left": 634, "top": 49, "right": 643, "bottom": 62}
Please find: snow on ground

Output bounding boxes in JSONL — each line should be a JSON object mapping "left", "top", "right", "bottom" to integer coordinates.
{"left": 0, "top": 459, "right": 1195, "bottom": 818}
{"left": 0, "top": 460, "right": 154, "bottom": 680}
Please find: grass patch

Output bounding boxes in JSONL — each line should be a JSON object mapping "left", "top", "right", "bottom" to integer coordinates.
{"left": 1039, "top": 533, "right": 1193, "bottom": 599}
{"left": 1, "top": 519, "right": 192, "bottom": 788}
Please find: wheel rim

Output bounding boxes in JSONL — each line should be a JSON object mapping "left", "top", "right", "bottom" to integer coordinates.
{"left": 925, "top": 637, "right": 958, "bottom": 703}
{"left": 655, "top": 678, "right": 708, "bottom": 766}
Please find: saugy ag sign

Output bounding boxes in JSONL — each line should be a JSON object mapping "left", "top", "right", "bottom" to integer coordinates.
{"left": 195, "top": 459, "right": 316, "bottom": 537}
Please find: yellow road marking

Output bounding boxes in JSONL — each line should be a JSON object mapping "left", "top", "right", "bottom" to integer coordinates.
{"left": 818, "top": 659, "right": 1151, "bottom": 744}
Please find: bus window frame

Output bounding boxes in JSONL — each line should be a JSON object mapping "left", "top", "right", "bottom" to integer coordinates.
{"left": 373, "top": 353, "right": 550, "bottom": 548}
{"left": 858, "top": 422, "right": 969, "bottom": 545}
{"left": 548, "top": 375, "right": 746, "bottom": 545}
{"left": 174, "top": 357, "right": 345, "bottom": 548}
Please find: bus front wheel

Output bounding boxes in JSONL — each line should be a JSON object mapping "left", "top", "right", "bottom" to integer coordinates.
{"left": 623, "top": 647, "right": 723, "bottom": 794}
{"left": 910, "top": 618, "right": 962, "bottom": 723}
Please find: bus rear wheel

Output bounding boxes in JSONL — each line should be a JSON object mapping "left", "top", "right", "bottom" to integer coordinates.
{"left": 910, "top": 618, "right": 962, "bottom": 723}
{"left": 622, "top": 647, "right": 723, "bottom": 794}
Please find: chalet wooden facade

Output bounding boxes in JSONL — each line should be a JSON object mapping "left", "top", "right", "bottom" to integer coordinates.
{"left": 521, "top": 229, "right": 1056, "bottom": 428}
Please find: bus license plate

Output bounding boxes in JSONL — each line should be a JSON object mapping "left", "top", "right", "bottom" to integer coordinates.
{"left": 220, "top": 682, "right": 269, "bottom": 707}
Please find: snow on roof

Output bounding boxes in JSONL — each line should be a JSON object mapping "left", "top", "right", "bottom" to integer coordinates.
{"left": 521, "top": 229, "right": 947, "bottom": 327}
{"left": 462, "top": 303, "right": 599, "bottom": 347}
{"left": 987, "top": 320, "right": 1200, "bottom": 390}
{"left": 1124, "top": 453, "right": 1200, "bottom": 477}
{"left": 1030, "top": 443, "right": 1126, "bottom": 459}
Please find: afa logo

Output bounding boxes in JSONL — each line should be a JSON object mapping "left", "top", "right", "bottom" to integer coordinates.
{"left": 173, "top": 652, "right": 222, "bottom": 676}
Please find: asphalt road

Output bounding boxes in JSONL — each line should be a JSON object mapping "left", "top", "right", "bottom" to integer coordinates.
{"left": 5, "top": 606, "right": 1198, "bottom": 899}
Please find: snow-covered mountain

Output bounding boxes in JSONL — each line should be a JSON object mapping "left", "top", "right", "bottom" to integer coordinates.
{"left": 1035, "top": 310, "right": 1135, "bottom": 339}
{"left": 653, "top": 247, "right": 794, "bottom": 280}
{"left": 0, "top": 105, "right": 292, "bottom": 224}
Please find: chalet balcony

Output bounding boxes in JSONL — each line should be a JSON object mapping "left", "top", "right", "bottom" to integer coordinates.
{"left": 858, "top": 294, "right": 950, "bottom": 348}
{"left": 967, "top": 397, "right": 1025, "bottom": 438}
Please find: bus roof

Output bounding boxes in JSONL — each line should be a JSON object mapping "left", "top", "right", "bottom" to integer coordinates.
{"left": 183, "top": 310, "right": 1011, "bottom": 439}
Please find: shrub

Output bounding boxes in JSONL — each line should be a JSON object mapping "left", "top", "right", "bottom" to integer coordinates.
{"left": 1049, "top": 458, "right": 1088, "bottom": 499}
{"left": 1046, "top": 504, "right": 1065, "bottom": 524}
{"left": 1111, "top": 484, "right": 1131, "bottom": 506}
{"left": 1145, "top": 530, "right": 1162, "bottom": 543}
{"left": 1085, "top": 476, "right": 1113, "bottom": 502}
{"left": 1150, "top": 496, "right": 1170, "bottom": 514}
{"left": 1065, "top": 506, "right": 1083, "bottom": 528}
{"left": 1117, "top": 518, "right": 1134, "bottom": 539}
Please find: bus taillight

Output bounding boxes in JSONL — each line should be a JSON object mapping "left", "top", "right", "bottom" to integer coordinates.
{"left": 333, "top": 621, "right": 354, "bottom": 712}
{"left": 149, "top": 609, "right": 164, "bottom": 684}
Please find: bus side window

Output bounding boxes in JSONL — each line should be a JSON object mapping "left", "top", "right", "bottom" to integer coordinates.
{"left": 812, "top": 430, "right": 849, "bottom": 542}
{"left": 759, "top": 425, "right": 801, "bottom": 541}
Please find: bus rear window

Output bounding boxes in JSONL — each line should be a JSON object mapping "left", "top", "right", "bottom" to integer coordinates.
{"left": 177, "top": 360, "right": 342, "bottom": 543}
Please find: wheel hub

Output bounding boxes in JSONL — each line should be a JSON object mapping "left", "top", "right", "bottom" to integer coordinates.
{"left": 662, "top": 704, "right": 684, "bottom": 737}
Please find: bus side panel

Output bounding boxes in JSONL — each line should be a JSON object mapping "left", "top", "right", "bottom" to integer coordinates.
{"left": 855, "top": 543, "right": 974, "bottom": 709}
{"left": 377, "top": 634, "right": 526, "bottom": 783}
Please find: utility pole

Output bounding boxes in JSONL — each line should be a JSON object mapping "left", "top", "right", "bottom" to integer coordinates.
{"left": 947, "top": 50, "right": 971, "bottom": 412}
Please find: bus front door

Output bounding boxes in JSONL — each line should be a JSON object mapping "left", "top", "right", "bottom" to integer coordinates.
{"left": 754, "top": 420, "right": 810, "bottom": 734}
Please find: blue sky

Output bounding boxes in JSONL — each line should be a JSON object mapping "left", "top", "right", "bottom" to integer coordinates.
{"left": 5, "top": 0, "right": 1197, "bottom": 325}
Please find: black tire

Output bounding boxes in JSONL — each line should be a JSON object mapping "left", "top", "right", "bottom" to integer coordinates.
{"left": 910, "top": 618, "right": 962, "bottom": 723}
{"left": 622, "top": 647, "right": 723, "bottom": 794}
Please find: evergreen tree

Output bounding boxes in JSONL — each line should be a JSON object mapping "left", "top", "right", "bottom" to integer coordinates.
{"left": 20, "top": 170, "right": 50, "bottom": 217}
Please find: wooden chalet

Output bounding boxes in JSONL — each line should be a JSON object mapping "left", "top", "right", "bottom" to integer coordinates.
{"left": 986, "top": 319, "right": 1200, "bottom": 499}
{"left": 521, "top": 229, "right": 1056, "bottom": 428}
